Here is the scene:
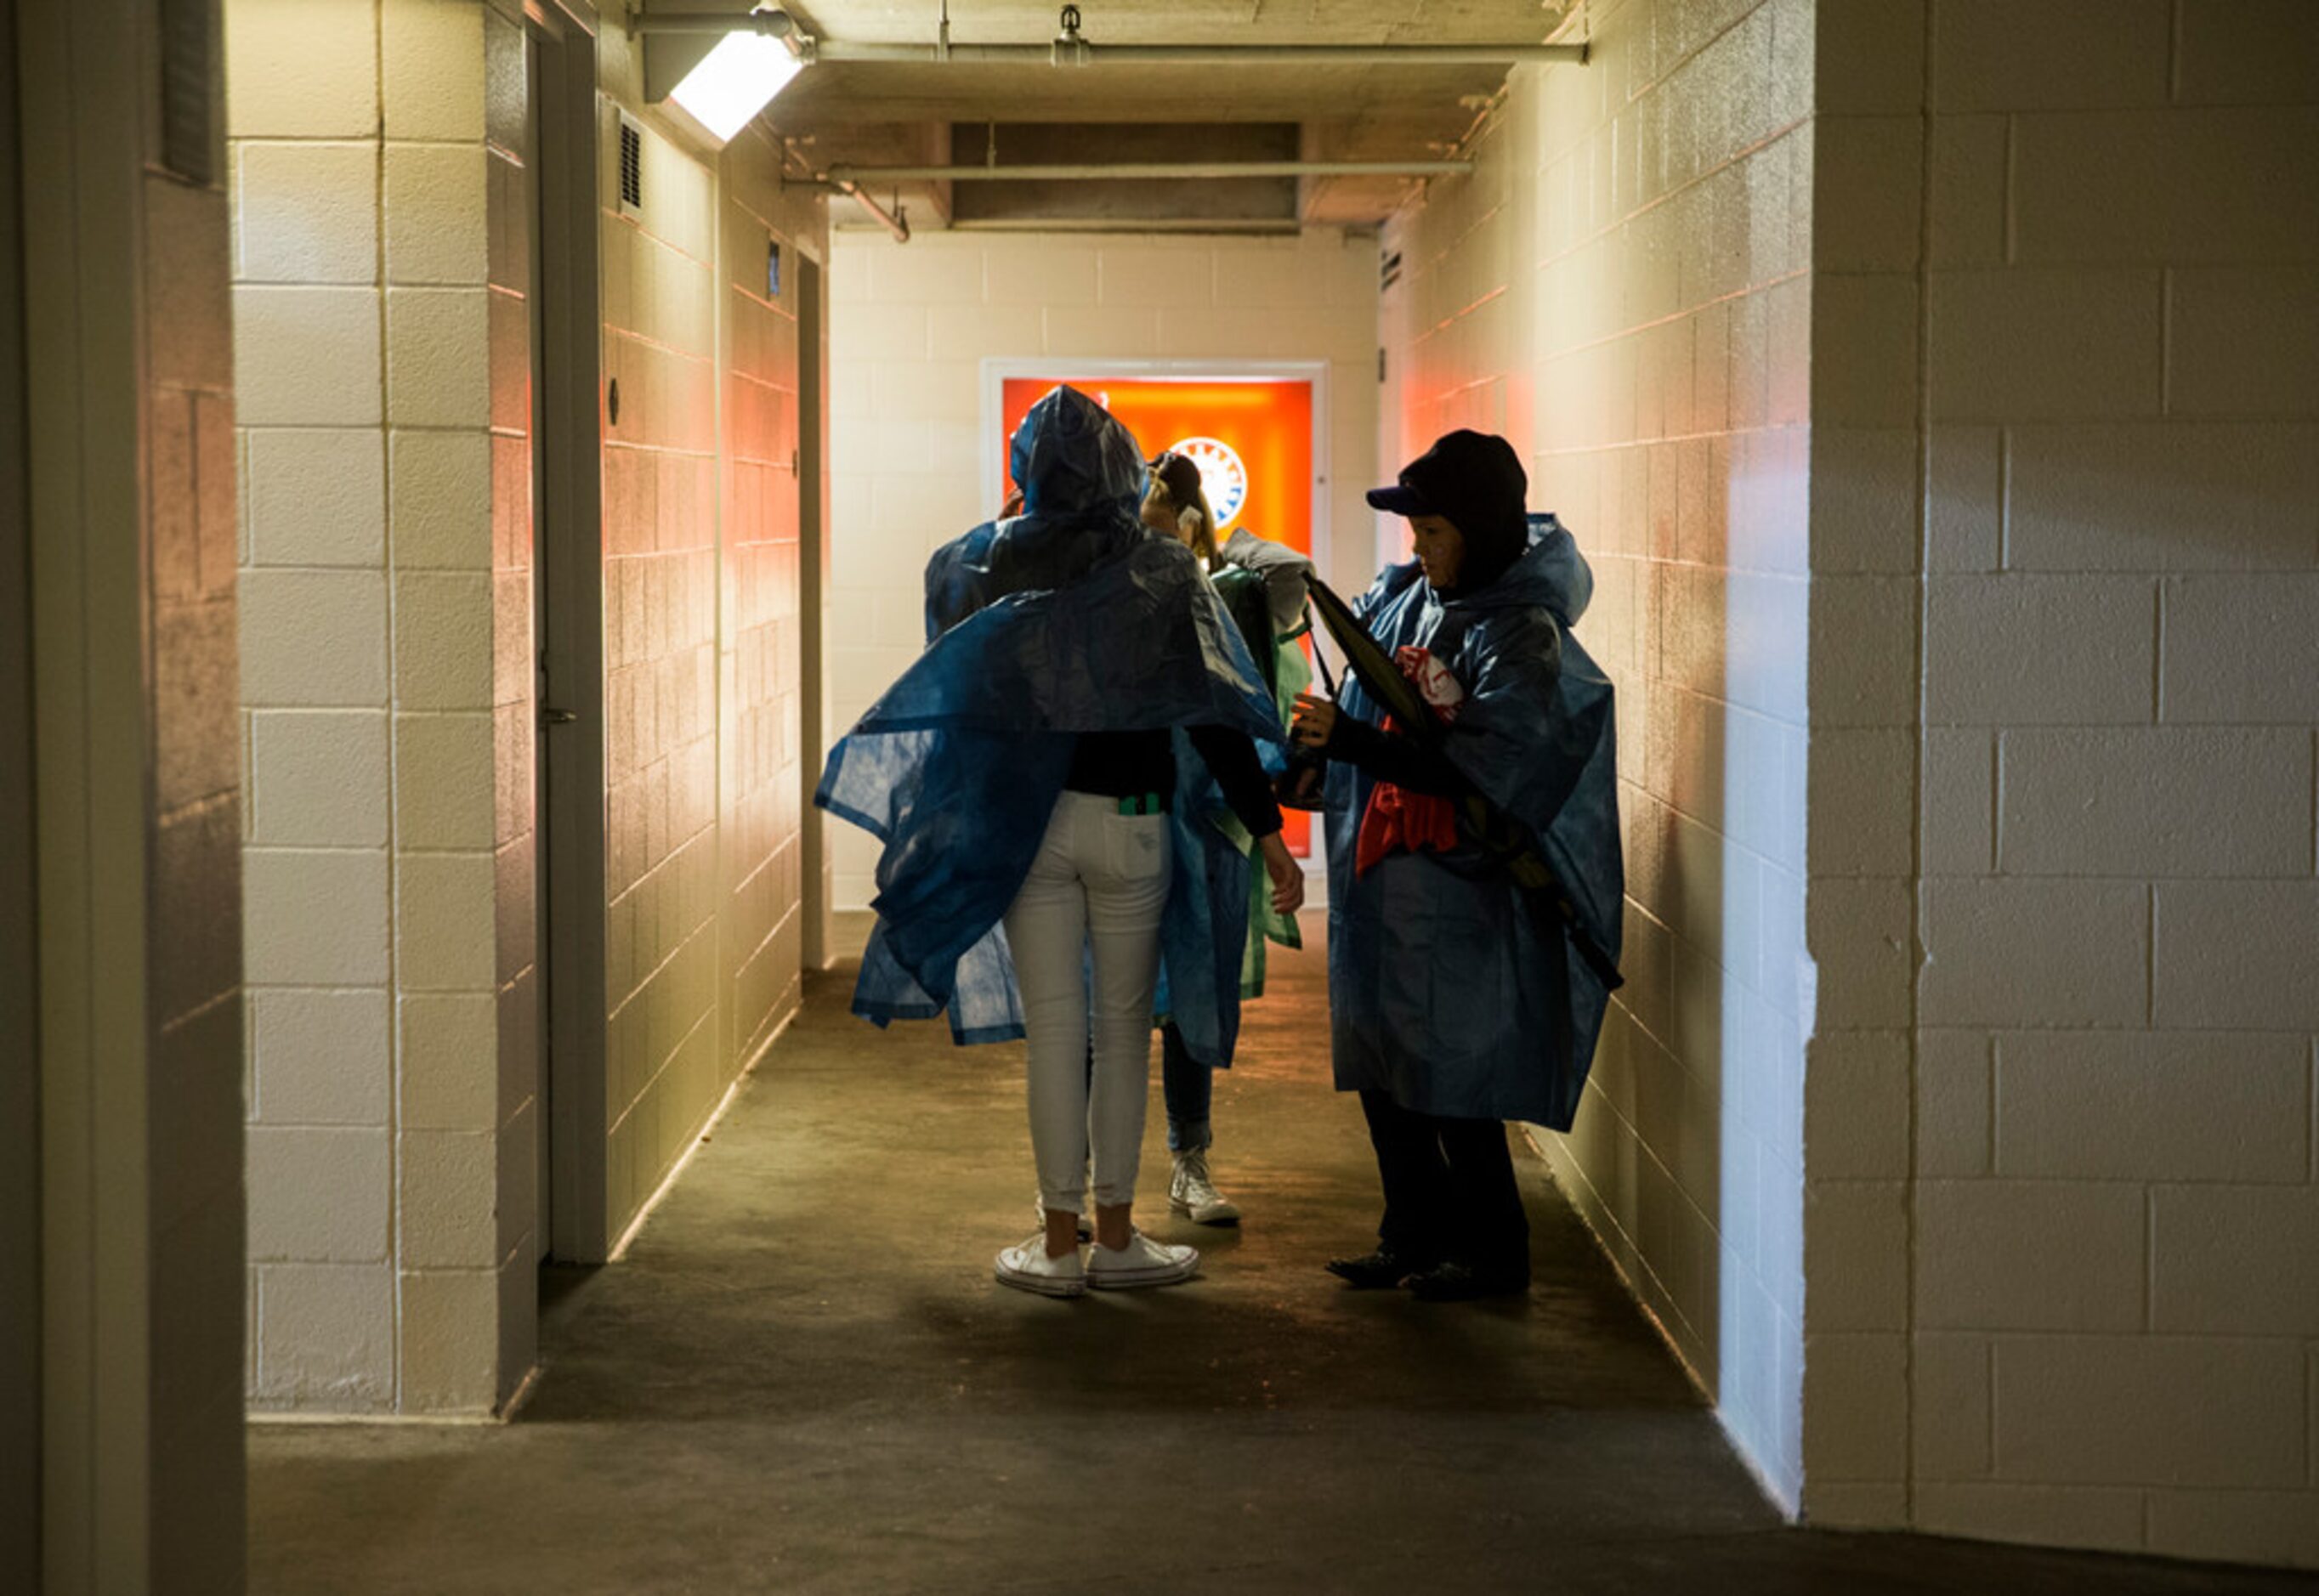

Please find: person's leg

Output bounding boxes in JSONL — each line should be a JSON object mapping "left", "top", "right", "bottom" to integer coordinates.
{"left": 1076, "top": 803, "right": 1198, "bottom": 1288}
{"left": 1160, "top": 1020, "right": 1212, "bottom": 1153}
{"left": 1404, "top": 1114, "right": 1531, "bottom": 1300}
{"left": 1081, "top": 806, "right": 1171, "bottom": 1247}
{"left": 1163, "top": 1019, "right": 1240, "bottom": 1224}
{"left": 1345, "top": 1089, "right": 1450, "bottom": 1266}
{"left": 1436, "top": 1116, "right": 1529, "bottom": 1276}
{"left": 1000, "top": 801, "right": 1091, "bottom": 1259}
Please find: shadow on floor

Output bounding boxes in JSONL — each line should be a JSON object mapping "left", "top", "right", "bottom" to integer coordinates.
{"left": 249, "top": 944, "right": 2319, "bottom": 1595}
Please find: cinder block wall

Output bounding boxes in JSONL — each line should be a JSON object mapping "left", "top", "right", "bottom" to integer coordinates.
{"left": 1805, "top": 0, "right": 2319, "bottom": 1567}
{"left": 593, "top": 21, "right": 824, "bottom": 1247}
{"left": 716, "top": 133, "right": 817, "bottom": 1076}
{"left": 228, "top": 0, "right": 534, "bottom": 1414}
{"left": 825, "top": 227, "right": 1379, "bottom": 912}
{"left": 18, "top": 0, "right": 248, "bottom": 1576}
{"left": 1380, "top": 0, "right": 1819, "bottom": 1508}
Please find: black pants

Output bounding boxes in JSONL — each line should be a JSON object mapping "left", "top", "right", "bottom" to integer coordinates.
{"left": 1360, "top": 1089, "right": 1529, "bottom": 1274}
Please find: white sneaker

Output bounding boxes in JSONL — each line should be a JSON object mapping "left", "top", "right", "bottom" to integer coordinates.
{"left": 1169, "top": 1150, "right": 1242, "bottom": 1226}
{"left": 995, "top": 1235, "right": 1087, "bottom": 1299}
{"left": 1086, "top": 1230, "right": 1199, "bottom": 1290}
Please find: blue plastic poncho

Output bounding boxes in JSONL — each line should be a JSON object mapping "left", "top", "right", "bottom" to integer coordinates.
{"left": 1322, "top": 515, "right": 1623, "bottom": 1129}
{"left": 817, "top": 385, "right": 1286, "bottom": 1063}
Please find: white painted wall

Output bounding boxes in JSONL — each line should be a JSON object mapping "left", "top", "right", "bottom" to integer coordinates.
{"left": 1380, "top": 0, "right": 1817, "bottom": 1510}
{"left": 825, "top": 227, "right": 1379, "bottom": 911}
{"left": 20, "top": 0, "right": 247, "bottom": 1575}
{"left": 593, "top": 20, "right": 826, "bottom": 1249}
{"left": 228, "top": 0, "right": 532, "bottom": 1416}
{"left": 229, "top": 0, "right": 828, "bottom": 1413}
{"left": 1804, "top": 0, "right": 2319, "bottom": 1568}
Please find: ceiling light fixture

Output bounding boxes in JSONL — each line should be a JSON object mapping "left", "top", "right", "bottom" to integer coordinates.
{"left": 665, "top": 6, "right": 806, "bottom": 144}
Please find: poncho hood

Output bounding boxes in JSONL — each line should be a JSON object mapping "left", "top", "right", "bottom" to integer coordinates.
{"left": 1452, "top": 513, "right": 1593, "bottom": 628}
{"left": 929, "top": 386, "right": 1150, "bottom": 626}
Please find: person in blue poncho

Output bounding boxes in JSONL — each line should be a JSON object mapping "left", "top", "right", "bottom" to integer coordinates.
{"left": 1289, "top": 430, "right": 1623, "bottom": 1303}
{"left": 1136, "top": 448, "right": 1315, "bottom": 1230}
{"left": 817, "top": 386, "right": 1303, "bottom": 1300}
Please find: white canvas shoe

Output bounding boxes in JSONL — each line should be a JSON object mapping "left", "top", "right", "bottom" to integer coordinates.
{"left": 995, "top": 1235, "right": 1087, "bottom": 1299}
{"left": 1086, "top": 1231, "right": 1199, "bottom": 1290}
{"left": 1169, "top": 1150, "right": 1242, "bottom": 1226}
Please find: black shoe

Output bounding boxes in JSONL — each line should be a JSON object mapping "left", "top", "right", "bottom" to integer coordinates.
{"left": 1406, "top": 1259, "right": 1530, "bottom": 1301}
{"left": 1325, "top": 1246, "right": 1432, "bottom": 1289}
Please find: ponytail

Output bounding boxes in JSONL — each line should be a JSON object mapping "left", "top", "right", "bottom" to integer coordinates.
{"left": 1149, "top": 450, "right": 1219, "bottom": 567}
{"left": 1177, "top": 498, "right": 1218, "bottom": 568}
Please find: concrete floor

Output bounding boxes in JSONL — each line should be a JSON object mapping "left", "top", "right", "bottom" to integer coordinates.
{"left": 251, "top": 942, "right": 2319, "bottom": 1594}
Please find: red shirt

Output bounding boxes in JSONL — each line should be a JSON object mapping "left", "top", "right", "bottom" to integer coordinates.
{"left": 1354, "top": 646, "right": 1466, "bottom": 875}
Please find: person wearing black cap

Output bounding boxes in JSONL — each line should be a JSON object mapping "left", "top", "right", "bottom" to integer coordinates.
{"left": 1288, "top": 429, "right": 1624, "bottom": 1301}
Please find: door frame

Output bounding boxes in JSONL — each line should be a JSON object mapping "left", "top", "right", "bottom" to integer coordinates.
{"left": 796, "top": 252, "right": 832, "bottom": 971}
{"left": 528, "top": 6, "right": 612, "bottom": 1265}
{"left": 1, "top": 0, "right": 43, "bottom": 1575}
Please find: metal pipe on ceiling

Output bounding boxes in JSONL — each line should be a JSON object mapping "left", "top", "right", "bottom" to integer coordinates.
{"left": 804, "top": 41, "right": 1588, "bottom": 65}
{"left": 829, "top": 178, "right": 910, "bottom": 242}
{"left": 825, "top": 160, "right": 1474, "bottom": 182}
{"left": 941, "top": 218, "right": 1301, "bottom": 234}
{"left": 636, "top": 9, "right": 796, "bottom": 34}
{"left": 627, "top": 10, "right": 1589, "bottom": 64}
{"left": 782, "top": 136, "right": 912, "bottom": 241}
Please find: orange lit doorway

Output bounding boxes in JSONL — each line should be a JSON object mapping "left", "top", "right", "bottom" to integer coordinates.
{"left": 986, "top": 362, "right": 1328, "bottom": 857}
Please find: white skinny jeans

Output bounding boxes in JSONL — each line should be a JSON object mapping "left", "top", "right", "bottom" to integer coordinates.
{"left": 1001, "top": 791, "right": 1172, "bottom": 1216}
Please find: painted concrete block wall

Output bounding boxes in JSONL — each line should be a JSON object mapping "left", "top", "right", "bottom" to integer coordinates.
{"left": 825, "top": 227, "right": 1379, "bottom": 910}
{"left": 595, "top": 99, "right": 723, "bottom": 1239}
{"left": 229, "top": 0, "right": 530, "bottom": 1414}
{"left": 1380, "top": 0, "right": 1818, "bottom": 1508}
{"left": 482, "top": 3, "right": 544, "bottom": 1400}
{"left": 1804, "top": 0, "right": 2319, "bottom": 1568}
{"left": 19, "top": 0, "right": 247, "bottom": 1576}
{"left": 139, "top": 51, "right": 251, "bottom": 1585}
{"left": 594, "top": 20, "right": 823, "bottom": 1246}
{"left": 717, "top": 137, "right": 815, "bottom": 1071}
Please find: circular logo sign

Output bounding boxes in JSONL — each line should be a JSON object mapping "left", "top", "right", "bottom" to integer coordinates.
{"left": 1170, "top": 436, "right": 1249, "bottom": 531}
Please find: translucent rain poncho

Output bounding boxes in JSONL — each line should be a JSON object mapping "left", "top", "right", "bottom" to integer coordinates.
{"left": 817, "top": 385, "right": 1287, "bottom": 1063}
{"left": 1321, "top": 516, "right": 1624, "bottom": 1129}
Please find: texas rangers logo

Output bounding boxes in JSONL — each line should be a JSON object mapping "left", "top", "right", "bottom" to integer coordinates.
{"left": 1169, "top": 436, "right": 1249, "bottom": 530}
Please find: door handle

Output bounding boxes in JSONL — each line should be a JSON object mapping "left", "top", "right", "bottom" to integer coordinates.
{"left": 541, "top": 706, "right": 578, "bottom": 727}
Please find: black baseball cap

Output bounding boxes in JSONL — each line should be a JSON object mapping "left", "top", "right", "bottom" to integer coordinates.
{"left": 1367, "top": 430, "right": 1528, "bottom": 538}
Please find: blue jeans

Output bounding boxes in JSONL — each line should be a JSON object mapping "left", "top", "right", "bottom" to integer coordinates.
{"left": 1160, "top": 1021, "right": 1212, "bottom": 1153}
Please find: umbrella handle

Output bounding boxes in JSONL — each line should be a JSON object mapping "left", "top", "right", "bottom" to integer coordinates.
{"left": 1303, "top": 601, "right": 1342, "bottom": 701}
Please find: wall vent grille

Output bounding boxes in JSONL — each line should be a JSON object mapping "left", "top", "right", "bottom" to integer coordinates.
{"left": 159, "top": 0, "right": 215, "bottom": 185}
{"left": 619, "top": 119, "right": 644, "bottom": 213}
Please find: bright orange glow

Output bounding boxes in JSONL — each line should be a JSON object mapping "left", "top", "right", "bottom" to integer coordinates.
{"left": 1000, "top": 378, "right": 1313, "bottom": 560}
{"left": 1001, "top": 376, "right": 1316, "bottom": 854}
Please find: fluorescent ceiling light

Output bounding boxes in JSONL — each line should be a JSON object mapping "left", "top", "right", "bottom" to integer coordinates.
{"left": 669, "top": 30, "right": 804, "bottom": 144}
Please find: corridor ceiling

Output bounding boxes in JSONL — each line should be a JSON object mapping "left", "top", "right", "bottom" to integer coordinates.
{"left": 758, "top": 0, "right": 1578, "bottom": 227}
